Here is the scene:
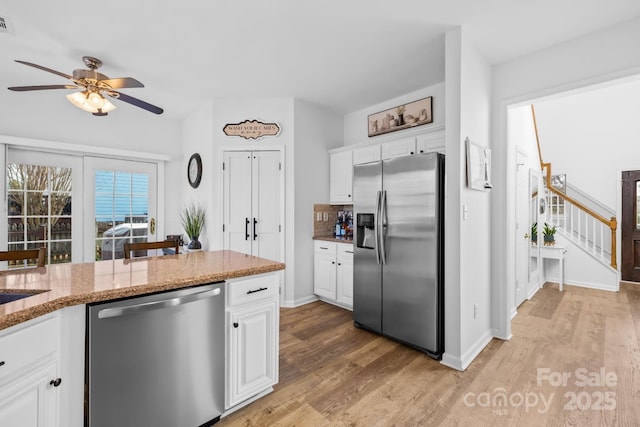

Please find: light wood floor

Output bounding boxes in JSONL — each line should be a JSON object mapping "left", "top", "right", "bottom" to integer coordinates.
{"left": 219, "top": 282, "right": 640, "bottom": 426}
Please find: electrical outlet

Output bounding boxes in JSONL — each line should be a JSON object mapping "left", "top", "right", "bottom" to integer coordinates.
{"left": 316, "top": 212, "right": 322, "bottom": 222}
{"left": 323, "top": 212, "right": 329, "bottom": 222}
{"left": 473, "top": 304, "right": 478, "bottom": 319}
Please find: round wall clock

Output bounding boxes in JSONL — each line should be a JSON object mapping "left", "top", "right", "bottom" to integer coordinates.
{"left": 187, "top": 153, "right": 202, "bottom": 188}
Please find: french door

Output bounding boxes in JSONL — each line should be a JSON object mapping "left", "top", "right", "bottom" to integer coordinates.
{"left": 6, "top": 149, "right": 83, "bottom": 267}
{"left": 223, "top": 150, "right": 282, "bottom": 262}
{"left": 83, "top": 157, "right": 158, "bottom": 262}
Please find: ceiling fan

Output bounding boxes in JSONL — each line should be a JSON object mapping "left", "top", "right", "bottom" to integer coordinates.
{"left": 8, "top": 56, "right": 163, "bottom": 116}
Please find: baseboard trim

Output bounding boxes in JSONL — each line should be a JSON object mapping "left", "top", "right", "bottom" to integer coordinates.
{"left": 281, "top": 295, "right": 319, "bottom": 308}
{"left": 440, "top": 353, "right": 463, "bottom": 371}
{"left": 545, "top": 277, "right": 618, "bottom": 292}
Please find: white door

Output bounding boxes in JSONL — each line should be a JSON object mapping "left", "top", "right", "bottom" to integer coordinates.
{"left": 83, "top": 157, "right": 157, "bottom": 262}
{"left": 515, "top": 151, "right": 529, "bottom": 308}
{"left": 223, "top": 152, "right": 253, "bottom": 255}
{"left": 251, "top": 152, "right": 281, "bottom": 261}
{"left": 6, "top": 149, "right": 83, "bottom": 266}
{"left": 223, "top": 150, "right": 282, "bottom": 261}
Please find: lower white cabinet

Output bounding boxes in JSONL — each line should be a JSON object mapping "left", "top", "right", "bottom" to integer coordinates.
{"left": 0, "top": 315, "right": 62, "bottom": 427}
{"left": 313, "top": 241, "right": 354, "bottom": 309}
{"left": 225, "top": 273, "right": 279, "bottom": 410}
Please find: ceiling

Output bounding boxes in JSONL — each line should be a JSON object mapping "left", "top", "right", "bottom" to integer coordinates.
{"left": 2, "top": 0, "right": 640, "bottom": 121}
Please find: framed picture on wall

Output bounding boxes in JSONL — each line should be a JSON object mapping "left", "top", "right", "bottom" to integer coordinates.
{"left": 466, "top": 138, "right": 493, "bottom": 191}
{"left": 368, "top": 96, "right": 433, "bottom": 137}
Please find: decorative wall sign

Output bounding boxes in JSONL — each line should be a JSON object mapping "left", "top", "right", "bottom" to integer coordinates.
{"left": 368, "top": 96, "right": 433, "bottom": 137}
{"left": 223, "top": 120, "right": 281, "bottom": 140}
{"left": 466, "top": 137, "right": 493, "bottom": 191}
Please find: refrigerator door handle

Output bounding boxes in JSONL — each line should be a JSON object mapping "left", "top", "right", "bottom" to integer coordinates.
{"left": 374, "top": 190, "right": 382, "bottom": 264}
{"left": 380, "top": 190, "right": 388, "bottom": 265}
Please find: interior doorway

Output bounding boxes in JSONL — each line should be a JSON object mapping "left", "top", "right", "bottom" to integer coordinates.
{"left": 621, "top": 170, "right": 640, "bottom": 281}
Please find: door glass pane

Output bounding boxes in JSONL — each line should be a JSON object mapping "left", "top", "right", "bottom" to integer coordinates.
{"left": 637, "top": 182, "right": 640, "bottom": 229}
{"left": 95, "top": 171, "right": 150, "bottom": 260}
{"left": 6, "top": 163, "right": 73, "bottom": 267}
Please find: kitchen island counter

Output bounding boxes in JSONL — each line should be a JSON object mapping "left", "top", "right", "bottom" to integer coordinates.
{"left": 0, "top": 250, "right": 285, "bottom": 331}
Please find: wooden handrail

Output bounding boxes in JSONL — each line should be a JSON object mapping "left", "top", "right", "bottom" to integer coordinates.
{"left": 534, "top": 105, "right": 617, "bottom": 269}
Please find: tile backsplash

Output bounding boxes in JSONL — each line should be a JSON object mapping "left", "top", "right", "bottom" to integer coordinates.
{"left": 313, "top": 204, "right": 352, "bottom": 237}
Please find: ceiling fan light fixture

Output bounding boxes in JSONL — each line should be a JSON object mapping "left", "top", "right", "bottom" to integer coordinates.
{"left": 66, "top": 91, "right": 115, "bottom": 114}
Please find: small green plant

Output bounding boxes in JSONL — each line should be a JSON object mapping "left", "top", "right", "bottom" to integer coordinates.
{"left": 543, "top": 222, "right": 556, "bottom": 237}
{"left": 180, "top": 203, "right": 206, "bottom": 240}
{"left": 530, "top": 222, "right": 538, "bottom": 243}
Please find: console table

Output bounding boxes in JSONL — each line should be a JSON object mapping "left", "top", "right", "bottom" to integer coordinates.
{"left": 539, "top": 245, "right": 567, "bottom": 291}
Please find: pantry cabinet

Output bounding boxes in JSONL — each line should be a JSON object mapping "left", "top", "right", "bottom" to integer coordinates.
{"left": 313, "top": 241, "right": 354, "bottom": 309}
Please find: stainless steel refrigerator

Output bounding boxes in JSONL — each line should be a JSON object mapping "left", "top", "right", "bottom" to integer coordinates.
{"left": 353, "top": 153, "right": 444, "bottom": 359}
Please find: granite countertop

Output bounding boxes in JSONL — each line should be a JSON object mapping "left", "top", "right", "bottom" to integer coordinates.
{"left": 313, "top": 236, "right": 354, "bottom": 244}
{"left": 0, "top": 250, "right": 285, "bottom": 331}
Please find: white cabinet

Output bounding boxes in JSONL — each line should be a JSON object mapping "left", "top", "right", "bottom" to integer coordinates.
{"left": 224, "top": 151, "right": 282, "bottom": 261}
{"left": 381, "top": 137, "right": 417, "bottom": 159}
{"left": 0, "top": 315, "right": 62, "bottom": 427}
{"left": 353, "top": 145, "right": 381, "bottom": 165}
{"left": 329, "top": 150, "right": 353, "bottom": 204}
{"left": 313, "top": 241, "right": 354, "bottom": 309}
{"left": 416, "top": 131, "right": 445, "bottom": 154}
{"left": 226, "top": 273, "right": 279, "bottom": 410}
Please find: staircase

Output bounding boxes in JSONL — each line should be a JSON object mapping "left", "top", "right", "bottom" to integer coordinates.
{"left": 545, "top": 181, "right": 617, "bottom": 271}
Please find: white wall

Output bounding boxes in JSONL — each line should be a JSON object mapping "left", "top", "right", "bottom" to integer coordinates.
{"left": 491, "top": 17, "right": 640, "bottom": 342}
{"left": 343, "top": 82, "right": 445, "bottom": 146}
{"left": 441, "top": 28, "right": 493, "bottom": 371}
{"left": 293, "top": 99, "right": 343, "bottom": 302}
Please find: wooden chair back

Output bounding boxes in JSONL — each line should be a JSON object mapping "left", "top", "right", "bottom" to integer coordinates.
{"left": 0, "top": 247, "right": 46, "bottom": 268}
{"left": 123, "top": 240, "right": 180, "bottom": 259}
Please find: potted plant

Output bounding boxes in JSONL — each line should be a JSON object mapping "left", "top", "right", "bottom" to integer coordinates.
{"left": 543, "top": 222, "right": 556, "bottom": 246}
{"left": 180, "top": 203, "right": 206, "bottom": 250}
{"left": 530, "top": 222, "right": 538, "bottom": 244}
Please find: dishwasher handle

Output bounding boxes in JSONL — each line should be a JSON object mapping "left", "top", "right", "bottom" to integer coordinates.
{"left": 97, "top": 287, "right": 221, "bottom": 319}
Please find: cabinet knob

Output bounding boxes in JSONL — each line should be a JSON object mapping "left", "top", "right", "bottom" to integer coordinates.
{"left": 233, "top": 322, "right": 239, "bottom": 328}
{"left": 338, "top": 263, "right": 342, "bottom": 266}
{"left": 410, "top": 151, "right": 414, "bottom": 155}
{"left": 50, "top": 378, "right": 62, "bottom": 387}
{"left": 332, "top": 261, "right": 335, "bottom": 264}
{"left": 0, "top": 361, "right": 5, "bottom": 367}
{"left": 348, "top": 194, "right": 351, "bottom": 198}
{"left": 420, "top": 150, "right": 424, "bottom": 153}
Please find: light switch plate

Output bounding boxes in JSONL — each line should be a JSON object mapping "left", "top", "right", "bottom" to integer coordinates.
{"left": 316, "top": 212, "right": 322, "bottom": 221}
{"left": 323, "top": 212, "right": 329, "bottom": 221}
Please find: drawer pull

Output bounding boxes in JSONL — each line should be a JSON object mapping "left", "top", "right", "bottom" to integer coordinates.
{"left": 345, "top": 250, "right": 353, "bottom": 254}
{"left": 246, "top": 287, "right": 268, "bottom": 295}
{"left": 319, "top": 247, "right": 328, "bottom": 250}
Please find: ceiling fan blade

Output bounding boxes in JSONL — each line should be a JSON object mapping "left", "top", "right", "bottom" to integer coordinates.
{"left": 101, "top": 77, "right": 144, "bottom": 89}
{"left": 8, "top": 84, "right": 78, "bottom": 91}
{"left": 107, "top": 91, "right": 163, "bottom": 115}
{"left": 15, "top": 60, "right": 73, "bottom": 80}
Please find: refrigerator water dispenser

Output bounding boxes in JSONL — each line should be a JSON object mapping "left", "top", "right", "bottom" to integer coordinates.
{"left": 356, "top": 213, "right": 375, "bottom": 249}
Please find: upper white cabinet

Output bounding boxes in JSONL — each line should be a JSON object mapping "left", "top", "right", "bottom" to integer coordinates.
{"left": 381, "top": 137, "right": 417, "bottom": 159}
{"left": 416, "top": 132, "right": 445, "bottom": 154}
{"left": 352, "top": 145, "right": 381, "bottom": 165}
{"left": 329, "top": 150, "right": 353, "bottom": 204}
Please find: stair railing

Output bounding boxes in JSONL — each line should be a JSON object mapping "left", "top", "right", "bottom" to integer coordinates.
{"left": 531, "top": 105, "right": 617, "bottom": 269}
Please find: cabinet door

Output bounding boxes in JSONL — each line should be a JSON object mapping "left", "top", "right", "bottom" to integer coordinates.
{"left": 353, "top": 146, "right": 381, "bottom": 165}
{"left": 251, "top": 151, "right": 282, "bottom": 261}
{"left": 0, "top": 361, "right": 58, "bottom": 427}
{"left": 223, "top": 152, "right": 253, "bottom": 256}
{"left": 330, "top": 151, "right": 353, "bottom": 204}
{"left": 336, "top": 248, "right": 354, "bottom": 309}
{"left": 227, "top": 301, "right": 278, "bottom": 408}
{"left": 416, "top": 131, "right": 445, "bottom": 154}
{"left": 381, "top": 137, "right": 417, "bottom": 159}
{"left": 314, "top": 250, "right": 337, "bottom": 299}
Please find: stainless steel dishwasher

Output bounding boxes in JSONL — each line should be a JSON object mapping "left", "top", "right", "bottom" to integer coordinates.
{"left": 87, "top": 282, "right": 225, "bottom": 427}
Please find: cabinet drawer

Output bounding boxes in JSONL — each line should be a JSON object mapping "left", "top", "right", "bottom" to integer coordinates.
{"left": 337, "top": 243, "right": 354, "bottom": 257}
{"left": 0, "top": 315, "right": 60, "bottom": 381}
{"left": 314, "top": 240, "right": 337, "bottom": 254}
{"left": 227, "top": 274, "right": 279, "bottom": 308}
